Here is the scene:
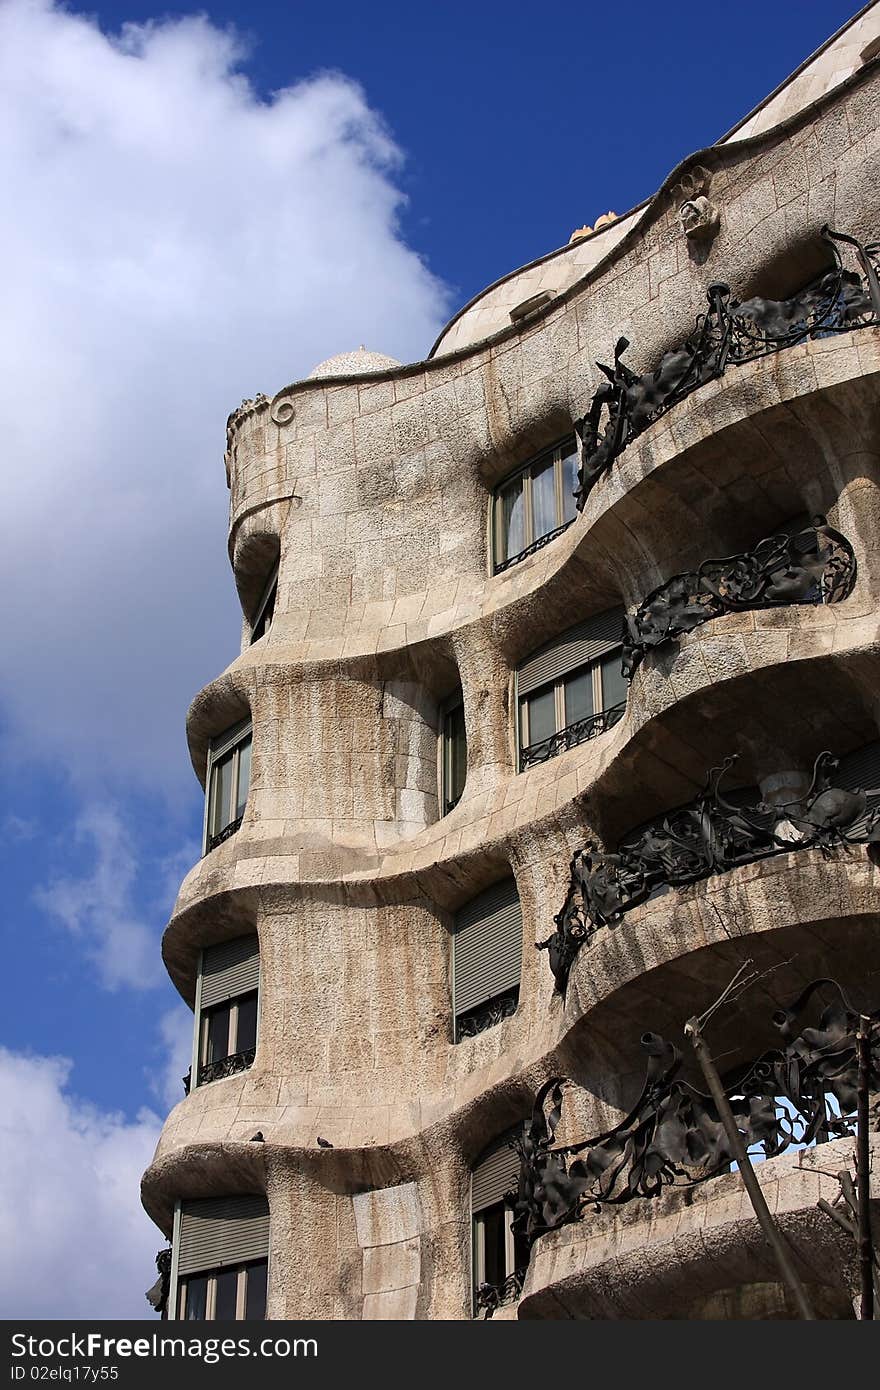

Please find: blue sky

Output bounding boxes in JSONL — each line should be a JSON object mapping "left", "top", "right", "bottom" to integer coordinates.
{"left": 0, "top": 0, "right": 862, "bottom": 1318}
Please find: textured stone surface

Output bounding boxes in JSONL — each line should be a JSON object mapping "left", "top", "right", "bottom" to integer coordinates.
{"left": 143, "top": 47, "right": 880, "bottom": 1321}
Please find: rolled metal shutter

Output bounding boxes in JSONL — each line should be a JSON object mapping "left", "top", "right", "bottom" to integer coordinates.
{"left": 209, "top": 719, "right": 252, "bottom": 763}
{"left": 517, "top": 607, "right": 624, "bottom": 697}
{"left": 200, "top": 935, "right": 260, "bottom": 1010}
{"left": 453, "top": 879, "right": 522, "bottom": 1016}
{"left": 472, "top": 1135, "right": 521, "bottom": 1213}
{"left": 177, "top": 1196, "right": 269, "bottom": 1276}
{"left": 836, "top": 741, "right": 880, "bottom": 805}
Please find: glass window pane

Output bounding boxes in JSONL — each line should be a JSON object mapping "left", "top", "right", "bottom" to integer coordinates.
{"left": 564, "top": 667, "right": 594, "bottom": 726}
{"left": 479, "top": 1205, "right": 508, "bottom": 1287}
{"left": 210, "top": 752, "right": 234, "bottom": 836}
{"left": 235, "top": 735, "right": 252, "bottom": 820}
{"left": 600, "top": 652, "right": 628, "bottom": 712}
{"left": 214, "top": 1268, "right": 238, "bottom": 1321}
{"left": 253, "top": 581, "right": 276, "bottom": 642}
{"left": 444, "top": 702, "right": 467, "bottom": 809}
{"left": 531, "top": 457, "right": 557, "bottom": 540}
{"left": 498, "top": 478, "right": 525, "bottom": 563}
{"left": 245, "top": 1260, "right": 268, "bottom": 1320}
{"left": 183, "top": 1274, "right": 208, "bottom": 1321}
{"left": 235, "top": 993, "right": 258, "bottom": 1055}
{"left": 560, "top": 441, "right": 579, "bottom": 523}
{"left": 524, "top": 685, "right": 556, "bottom": 747}
{"left": 206, "top": 1004, "right": 231, "bottom": 1064}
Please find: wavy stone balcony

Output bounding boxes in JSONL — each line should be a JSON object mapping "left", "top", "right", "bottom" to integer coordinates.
{"left": 217, "top": 329, "right": 880, "bottom": 677}
{"left": 517, "top": 1136, "right": 878, "bottom": 1319}
{"left": 150, "top": 848, "right": 880, "bottom": 1181}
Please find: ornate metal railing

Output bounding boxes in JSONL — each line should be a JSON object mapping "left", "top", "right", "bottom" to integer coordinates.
{"left": 199, "top": 1048, "right": 256, "bottom": 1086}
{"left": 495, "top": 520, "right": 574, "bottom": 575}
{"left": 520, "top": 702, "right": 626, "bottom": 771}
{"left": 206, "top": 815, "right": 243, "bottom": 853}
{"left": 456, "top": 988, "right": 518, "bottom": 1041}
{"left": 474, "top": 1268, "right": 527, "bottom": 1318}
{"left": 621, "top": 518, "right": 856, "bottom": 679}
{"left": 540, "top": 751, "right": 880, "bottom": 992}
{"left": 145, "top": 1247, "right": 172, "bottom": 1317}
{"left": 574, "top": 226, "right": 880, "bottom": 509}
{"left": 507, "top": 980, "right": 879, "bottom": 1249}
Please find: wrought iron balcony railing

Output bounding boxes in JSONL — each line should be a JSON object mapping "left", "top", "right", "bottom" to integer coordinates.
{"left": 182, "top": 1047, "right": 256, "bottom": 1094}
{"left": 494, "top": 520, "right": 575, "bottom": 575}
{"left": 508, "top": 980, "right": 879, "bottom": 1249}
{"left": 474, "top": 1268, "right": 527, "bottom": 1319}
{"left": 199, "top": 1048, "right": 256, "bottom": 1087}
{"left": 519, "top": 701, "right": 626, "bottom": 772}
{"left": 540, "top": 750, "right": 880, "bottom": 993}
{"left": 206, "top": 815, "right": 243, "bottom": 854}
{"left": 574, "top": 226, "right": 880, "bottom": 509}
{"left": 621, "top": 518, "right": 856, "bottom": 680}
{"left": 455, "top": 988, "right": 519, "bottom": 1041}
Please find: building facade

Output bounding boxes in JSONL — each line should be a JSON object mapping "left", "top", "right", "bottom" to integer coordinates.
{"left": 142, "top": 5, "right": 880, "bottom": 1320}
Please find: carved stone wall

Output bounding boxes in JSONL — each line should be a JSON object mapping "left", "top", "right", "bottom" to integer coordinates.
{"left": 143, "top": 43, "right": 880, "bottom": 1321}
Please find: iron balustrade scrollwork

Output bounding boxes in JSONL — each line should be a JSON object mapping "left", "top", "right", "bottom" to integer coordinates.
{"left": 519, "top": 701, "right": 627, "bottom": 771}
{"left": 206, "top": 815, "right": 243, "bottom": 853}
{"left": 573, "top": 226, "right": 880, "bottom": 510}
{"left": 145, "top": 1247, "right": 172, "bottom": 1317}
{"left": 198, "top": 1048, "right": 256, "bottom": 1086}
{"left": 494, "top": 520, "right": 574, "bottom": 575}
{"left": 540, "top": 750, "right": 880, "bottom": 993}
{"left": 456, "top": 988, "right": 519, "bottom": 1041}
{"left": 474, "top": 1268, "right": 527, "bottom": 1318}
{"left": 507, "top": 980, "right": 880, "bottom": 1249}
{"left": 621, "top": 518, "right": 856, "bottom": 680}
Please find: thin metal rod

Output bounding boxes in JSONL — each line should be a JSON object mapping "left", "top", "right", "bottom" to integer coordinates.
{"left": 856, "top": 1015, "right": 875, "bottom": 1319}
{"left": 685, "top": 1014, "right": 816, "bottom": 1320}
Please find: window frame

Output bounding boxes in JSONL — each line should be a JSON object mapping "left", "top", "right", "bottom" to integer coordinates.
{"left": 514, "top": 613, "right": 627, "bottom": 772}
{"left": 517, "top": 651, "right": 624, "bottom": 768}
{"left": 203, "top": 719, "right": 252, "bottom": 855}
{"left": 168, "top": 1197, "right": 270, "bottom": 1321}
{"left": 491, "top": 434, "right": 579, "bottom": 575}
{"left": 250, "top": 561, "right": 279, "bottom": 644}
{"left": 470, "top": 1133, "right": 529, "bottom": 1317}
{"left": 190, "top": 937, "right": 261, "bottom": 1091}
{"left": 472, "top": 1202, "right": 518, "bottom": 1295}
{"left": 176, "top": 1257, "right": 268, "bottom": 1321}
{"left": 198, "top": 990, "right": 258, "bottom": 1077}
{"left": 439, "top": 692, "right": 467, "bottom": 816}
{"left": 451, "top": 878, "right": 522, "bottom": 1043}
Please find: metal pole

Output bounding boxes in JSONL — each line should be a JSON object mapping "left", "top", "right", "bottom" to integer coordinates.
{"left": 685, "top": 1014, "right": 816, "bottom": 1319}
{"left": 856, "top": 1015, "right": 875, "bottom": 1319}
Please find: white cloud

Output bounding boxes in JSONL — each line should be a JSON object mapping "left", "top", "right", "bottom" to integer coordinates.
{"left": 35, "top": 803, "right": 163, "bottom": 989}
{"left": 152, "top": 1003, "right": 195, "bottom": 1110}
{"left": 0, "top": 0, "right": 449, "bottom": 794}
{"left": 0, "top": 1048, "right": 164, "bottom": 1319}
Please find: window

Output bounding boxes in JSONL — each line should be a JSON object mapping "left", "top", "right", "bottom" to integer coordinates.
{"left": 440, "top": 694, "right": 467, "bottom": 814}
{"left": 472, "top": 1135, "right": 528, "bottom": 1317}
{"left": 173, "top": 1196, "right": 269, "bottom": 1321}
{"left": 452, "top": 878, "right": 522, "bottom": 1042}
{"left": 492, "top": 435, "right": 579, "bottom": 573}
{"left": 251, "top": 562, "right": 278, "bottom": 644}
{"left": 204, "top": 719, "right": 252, "bottom": 853}
{"left": 517, "top": 608, "right": 626, "bottom": 771}
{"left": 192, "top": 935, "right": 260, "bottom": 1088}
